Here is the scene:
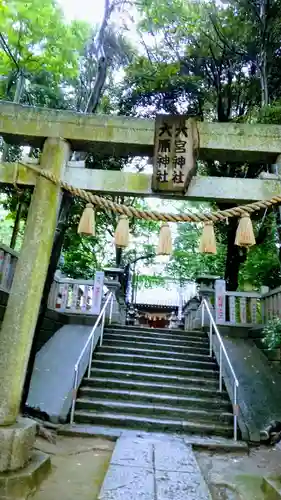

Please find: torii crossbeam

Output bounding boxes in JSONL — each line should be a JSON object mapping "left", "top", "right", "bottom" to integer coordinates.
{"left": 1, "top": 101, "right": 281, "bottom": 203}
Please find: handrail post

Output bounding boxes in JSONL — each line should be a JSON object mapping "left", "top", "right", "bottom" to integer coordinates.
{"left": 100, "top": 310, "right": 106, "bottom": 347}
{"left": 201, "top": 301, "right": 205, "bottom": 328}
{"left": 219, "top": 345, "right": 222, "bottom": 392}
{"left": 234, "top": 382, "right": 238, "bottom": 441}
{"left": 202, "top": 298, "right": 239, "bottom": 440}
{"left": 70, "top": 367, "right": 78, "bottom": 425}
{"left": 87, "top": 331, "right": 95, "bottom": 379}
{"left": 209, "top": 321, "right": 213, "bottom": 357}
{"left": 109, "top": 294, "right": 114, "bottom": 325}
{"left": 70, "top": 292, "right": 113, "bottom": 421}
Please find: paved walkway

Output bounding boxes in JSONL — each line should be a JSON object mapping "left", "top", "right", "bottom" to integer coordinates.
{"left": 98, "top": 433, "right": 211, "bottom": 500}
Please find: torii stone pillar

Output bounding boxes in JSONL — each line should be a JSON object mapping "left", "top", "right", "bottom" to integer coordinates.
{"left": 0, "top": 138, "right": 69, "bottom": 473}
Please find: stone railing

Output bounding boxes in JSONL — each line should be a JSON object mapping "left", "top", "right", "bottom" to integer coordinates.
{"left": 183, "top": 278, "right": 281, "bottom": 330}
{"left": 222, "top": 291, "right": 262, "bottom": 326}
{"left": 214, "top": 279, "right": 262, "bottom": 327}
{"left": 0, "top": 243, "right": 19, "bottom": 293}
{"left": 183, "top": 279, "right": 265, "bottom": 330}
{"left": 48, "top": 275, "right": 122, "bottom": 321}
{"left": 48, "top": 277, "right": 101, "bottom": 314}
{"left": 261, "top": 286, "right": 281, "bottom": 322}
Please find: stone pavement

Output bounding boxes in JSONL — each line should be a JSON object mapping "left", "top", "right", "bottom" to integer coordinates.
{"left": 98, "top": 434, "right": 211, "bottom": 500}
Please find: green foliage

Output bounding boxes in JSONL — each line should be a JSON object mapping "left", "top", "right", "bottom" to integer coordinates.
{"left": 239, "top": 216, "right": 281, "bottom": 290}
{"left": 257, "top": 103, "right": 281, "bottom": 125}
{"left": 166, "top": 221, "right": 226, "bottom": 281}
{"left": 137, "top": 274, "right": 166, "bottom": 288}
{"left": 60, "top": 196, "right": 161, "bottom": 279}
{"left": 0, "top": 197, "right": 24, "bottom": 250}
{"left": 121, "top": 0, "right": 261, "bottom": 119}
{"left": 263, "top": 317, "right": 281, "bottom": 350}
{"left": 0, "top": 0, "right": 91, "bottom": 119}
{"left": 2, "top": 0, "right": 281, "bottom": 292}
{"left": 0, "top": 0, "right": 90, "bottom": 84}
{"left": 117, "top": 0, "right": 281, "bottom": 290}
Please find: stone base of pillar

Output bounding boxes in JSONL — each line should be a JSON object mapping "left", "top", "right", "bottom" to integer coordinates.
{"left": 0, "top": 451, "right": 50, "bottom": 499}
{"left": 0, "top": 418, "right": 51, "bottom": 498}
{"left": 0, "top": 418, "right": 37, "bottom": 472}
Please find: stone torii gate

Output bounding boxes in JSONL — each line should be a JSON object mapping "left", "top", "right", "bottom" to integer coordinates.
{"left": 1, "top": 100, "right": 281, "bottom": 488}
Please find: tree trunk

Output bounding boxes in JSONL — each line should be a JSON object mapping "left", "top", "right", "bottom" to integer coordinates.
{"left": 259, "top": 0, "right": 269, "bottom": 107}
{"left": 10, "top": 200, "right": 23, "bottom": 249}
{"left": 21, "top": 192, "right": 74, "bottom": 410}
{"left": 2, "top": 73, "right": 25, "bottom": 162}
{"left": 260, "top": 49, "right": 269, "bottom": 107}
{"left": 224, "top": 219, "right": 247, "bottom": 290}
{"left": 115, "top": 246, "right": 123, "bottom": 267}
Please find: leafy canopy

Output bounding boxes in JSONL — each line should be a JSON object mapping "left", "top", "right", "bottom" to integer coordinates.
{"left": 0, "top": 0, "right": 90, "bottom": 93}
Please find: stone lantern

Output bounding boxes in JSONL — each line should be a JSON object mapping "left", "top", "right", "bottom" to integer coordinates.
{"left": 195, "top": 275, "right": 219, "bottom": 327}
{"left": 168, "top": 311, "right": 178, "bottom": 330}
{"left": 195, "top": 275, "right": 219, "bottom": 302}
{"left": 134, "top": 309, "right": 140, "bottom": 327}
{"left": 104, "top": 267, "right": 126, "bottom": 324}
{"left": 183, "top": 296, "right": 201, "bottom": 331}
{"left": 126, "top": 304, "right": 136, "bottom": 326}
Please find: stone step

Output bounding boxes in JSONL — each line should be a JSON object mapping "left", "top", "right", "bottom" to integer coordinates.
{"left": 74, "top": 410, "right": 234, "bottom": 438}
{"left": 104, "top": 332, "right": 209, "bottom": 348}
{"left": 99, "top": 344, "right": 212, "bottom": 362}
{"left": 105, "top": 326, "right": 206, "bottom": 338}
{"left": 104, "top": 329, "right": 208, "bottom": 345}
{"left": 103, "top": 337, "right": 210, "bottom": 355}
{"left": 78, "top": 387, "right": 232, "bottom": 411}
{"left": 89, "top": 368, "right": 221, "bottom": 387}
{"left": 60, "top": 425, "right": 247, "bottom": 453}
{"left": 92, "top": 359, "right": 219, "bottom": 378}
{"left": 94, "top": 351, "right": 217, "bottom": 370}
{"left": 82, "top": 376, "right": 225, "bottom": 396}
{"left": 75, "top": 398, "right": 233, "bottom": 425}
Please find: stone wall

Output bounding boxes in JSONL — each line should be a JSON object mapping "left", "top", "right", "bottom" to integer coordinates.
{"left": 0, "top": 289, "right": 67, "bottom": 353}
{"left": 249, "top": 327, "right": 281, "bottom": 372}
{"left": 34, "top": 309, "right": 67, "bottom": 352}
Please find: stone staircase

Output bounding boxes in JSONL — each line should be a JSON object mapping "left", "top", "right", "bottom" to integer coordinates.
{"left": 74, "top": 325, "right": 236, "bottom": 438}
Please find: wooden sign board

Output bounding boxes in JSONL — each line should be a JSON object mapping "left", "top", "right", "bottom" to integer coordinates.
{"left": 152, "top": 115, "right": 198, "bottom": 193}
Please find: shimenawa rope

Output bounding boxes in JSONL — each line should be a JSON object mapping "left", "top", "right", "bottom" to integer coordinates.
{"left": 19, "top": 161, "right": 281, "bottom": 224}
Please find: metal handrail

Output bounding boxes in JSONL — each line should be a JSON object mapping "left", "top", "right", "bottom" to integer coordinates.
{"left": 70, "top": 292, "right": 114, "bottom": 424}
{"left": 201, "top": 298, "right": 239, "bottom": 441}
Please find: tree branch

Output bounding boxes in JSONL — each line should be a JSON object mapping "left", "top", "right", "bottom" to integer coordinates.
{"left": 84, "top": 0, "right": 115, "bottom": 113}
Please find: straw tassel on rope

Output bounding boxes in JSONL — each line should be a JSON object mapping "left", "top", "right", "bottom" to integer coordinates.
{"left": 199, "top": 221, "right": 217, "bottom": 254}
{"left": 115, "top": 215, "right": 130, "bottom": 248}
{"left": 157, "top": 223, "right": 172, "bottom": 256}
{"left": 235, "top": 212, "right": 256, "bottom": 247}
{"left": 78, "top": 203, "right": 95, "bottom": 236}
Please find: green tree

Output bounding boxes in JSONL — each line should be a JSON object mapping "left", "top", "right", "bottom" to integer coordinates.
{"left": 119, "top": 0, "right": 281, "bottom": 290}
{"left": 0, "top": 0, "right": 90, "bottom": 101}
{"left": 166, "top": 221, "right": 225, "bottom": 282}
{"left": 61, "top": 196, "right": 160, "bottom": 278}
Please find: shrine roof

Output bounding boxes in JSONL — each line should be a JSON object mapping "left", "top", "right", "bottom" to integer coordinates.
{"left": 135, "top": 283, "right": 195, "bottom": 308}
